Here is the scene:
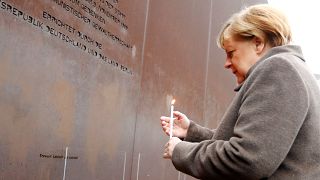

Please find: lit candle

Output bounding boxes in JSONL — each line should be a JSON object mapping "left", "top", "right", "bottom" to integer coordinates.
{"left": 169, "top": 99, "right": 176, "bottom": 139}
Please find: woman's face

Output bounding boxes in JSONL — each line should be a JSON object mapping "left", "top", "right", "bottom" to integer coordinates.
{"left": 223, "top": 37, "right": 262, "bottom": 84}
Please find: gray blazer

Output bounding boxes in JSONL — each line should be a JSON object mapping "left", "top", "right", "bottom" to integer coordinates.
{"left": 172, "top": 45, "right": 320, "bottom": 180}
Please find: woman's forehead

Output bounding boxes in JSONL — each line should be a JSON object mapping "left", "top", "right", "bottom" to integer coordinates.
{"left": 222, "top": 38, "right": 235, "bottom": 49}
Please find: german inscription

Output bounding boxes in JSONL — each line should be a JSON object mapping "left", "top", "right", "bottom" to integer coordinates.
{"left": 0, "top": 0, "right": 133, "bottom": 75}
{"left": 40, "top": 153, "right": 79, "bottom": 160}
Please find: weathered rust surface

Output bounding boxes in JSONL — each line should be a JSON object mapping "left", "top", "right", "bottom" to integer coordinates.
{"left": 0, "top": 0, "right": 266, "bottom": 179}
{"left": 131, "top": 0, "right": 211, "bottom": 179}
{"left": 0, "top": 0, "right": 147, "bottom": 179}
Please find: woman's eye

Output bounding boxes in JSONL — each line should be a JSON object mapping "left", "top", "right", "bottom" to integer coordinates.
{"left": 227, "top": 50, "right": 235, "bottom": 58}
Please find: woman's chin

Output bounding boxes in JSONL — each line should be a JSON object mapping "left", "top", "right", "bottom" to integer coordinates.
{"left": 236, "top": 77, "right": 245, "bottom": 85}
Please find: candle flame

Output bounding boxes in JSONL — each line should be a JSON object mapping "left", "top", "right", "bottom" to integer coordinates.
{"left": 171, "top": 99, "right": 176, "bottom": 105}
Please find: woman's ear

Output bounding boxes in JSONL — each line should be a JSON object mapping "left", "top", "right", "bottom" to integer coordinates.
{"left": 253, "top": 37, "right": 265, "bottom": 54}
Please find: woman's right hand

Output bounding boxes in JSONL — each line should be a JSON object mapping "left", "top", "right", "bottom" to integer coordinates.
{"left": 160, "top": 111, "right": 190, "bottom": 139}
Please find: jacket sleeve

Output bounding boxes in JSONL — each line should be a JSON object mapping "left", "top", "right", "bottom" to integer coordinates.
{"left": 183, "top": 121, "right": 215, "bottom": 142}
{"left": 171, "top": 56, "right": 309, "bottom": 179}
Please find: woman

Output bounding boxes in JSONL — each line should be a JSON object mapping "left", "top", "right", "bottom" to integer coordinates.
{"left": 160, "top": 4, "right": 320, "bottom": 179}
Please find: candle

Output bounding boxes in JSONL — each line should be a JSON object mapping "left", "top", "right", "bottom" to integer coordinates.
{"left": 169, "top": 99, "right": 176, "bottom": 139}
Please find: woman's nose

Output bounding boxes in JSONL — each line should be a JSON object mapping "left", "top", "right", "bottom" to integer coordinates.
{"left": 224, "top": 59, "right": 231, "bottom": 69}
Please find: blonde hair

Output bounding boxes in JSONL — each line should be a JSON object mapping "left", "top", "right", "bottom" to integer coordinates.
{"left": 217, "top": 4, "right": 292, "bottom": 49}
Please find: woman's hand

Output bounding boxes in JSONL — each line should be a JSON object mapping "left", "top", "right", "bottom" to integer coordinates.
{"left": 160, "top": 111, "right": 190, "bottom": 139}
{"left": 163, "top": 137, "right": 181, "bottom": 159}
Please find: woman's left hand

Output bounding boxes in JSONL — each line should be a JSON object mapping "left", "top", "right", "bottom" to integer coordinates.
{"left": 163, "top": 137, "right": 182, "bottom": 159}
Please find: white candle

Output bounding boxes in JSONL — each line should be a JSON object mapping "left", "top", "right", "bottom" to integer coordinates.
{"left": 169, "top": 99, "right": 175, "bottom": 139}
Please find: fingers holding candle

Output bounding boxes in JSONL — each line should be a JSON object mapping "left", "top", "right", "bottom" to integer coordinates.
{"left": 163, "top": 137, "right": 181, "bottom": 159}
{"left": 160, "top": 111, "right": 190, "bottom": 138}
{"left": 160, "top": 116, "right": 176, "bottom": 136}
{"left": 163, "top": 142, "right": 170, "bottom": 159}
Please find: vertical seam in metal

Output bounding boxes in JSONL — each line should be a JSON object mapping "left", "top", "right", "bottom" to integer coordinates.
{"left": 136, "top": 153, "right": 141, "bottom": 180}
{"left": 62, "top": 147, "right": 68, "bottom": 180}
{"left": 122, "top": 152, "right": 127, "bottom": 180}
{"left": 203, "top": 0, "right": 213, "bottom": 125}
{"left": 130, "top": 0, "right": 150, "bottom": 179}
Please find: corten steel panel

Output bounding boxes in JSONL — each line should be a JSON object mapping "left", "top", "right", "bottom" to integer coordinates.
{"left": 0, "top": 0, "right": 147, "bottom": 179}
{"left": 132, "top": 1, "right": 211, "bottom": 180}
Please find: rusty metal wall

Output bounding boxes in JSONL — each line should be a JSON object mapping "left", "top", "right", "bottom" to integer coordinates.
{"left": 0, "top": 0, "right": 147, "bottom": 179}
{"left": 132, "top": 0, "right": 211, "bottom": 179}
{"left": 0, "top": 0, "right": 265, "bottom": 179}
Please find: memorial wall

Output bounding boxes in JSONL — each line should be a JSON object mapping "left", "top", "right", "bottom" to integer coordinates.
{"left": 0, "top": 0, "right": 266, "bottom": 179}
